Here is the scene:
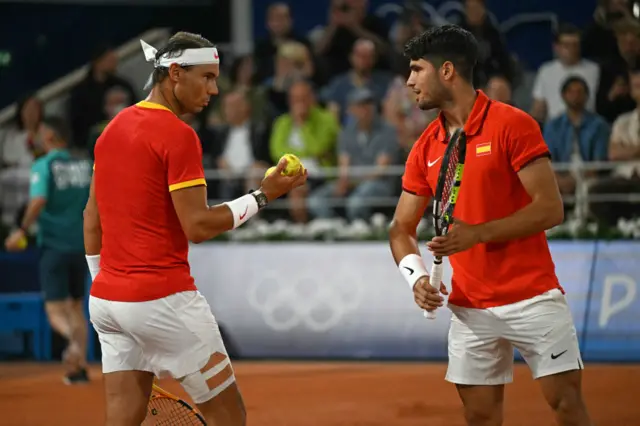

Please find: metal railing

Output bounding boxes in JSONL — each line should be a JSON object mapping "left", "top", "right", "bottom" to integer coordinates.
{"left": 203, "top": 161, "right": 640, "bottom": 213}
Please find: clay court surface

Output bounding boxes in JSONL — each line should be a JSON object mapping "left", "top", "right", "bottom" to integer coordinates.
{"left": 0, "top": 362, "right": 638, "bottom": 425}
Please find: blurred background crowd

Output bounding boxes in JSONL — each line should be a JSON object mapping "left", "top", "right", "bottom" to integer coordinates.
{"left": 1, "top": 0, "right": 640, "bottom": 240}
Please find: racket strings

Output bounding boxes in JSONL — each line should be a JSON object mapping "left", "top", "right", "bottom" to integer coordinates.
{"left": 440, "top": 147, "right": 460, "bottom": 215}
{"left": 143, "top": 396, "right": 204, "bottom": 425}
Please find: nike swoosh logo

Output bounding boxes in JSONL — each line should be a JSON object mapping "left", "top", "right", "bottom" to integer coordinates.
{"left": 551, "top": 350, "right": 568, "bottom": 360}
{"left": 403, "top": 266, "right": 414, "bottom": 275}
{"left": 428, "top": 157, "right": 441, "bottom": 167}
{"left": 239, "top": 206, "right": 249, "bottom": 220}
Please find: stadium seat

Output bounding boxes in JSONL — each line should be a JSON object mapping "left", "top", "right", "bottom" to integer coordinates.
{"left": 0, "top": 292, "right": 51, "bottom": 361}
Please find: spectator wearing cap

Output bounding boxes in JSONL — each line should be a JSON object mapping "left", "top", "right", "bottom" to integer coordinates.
{"left": 543, "top": 76, "right": 610, "bottom": 196}
{"left": 308, "top": 88, "right": 400, "bottom": 221}
{"left": 67, "top": 43, "right": 135, "bottom": 155}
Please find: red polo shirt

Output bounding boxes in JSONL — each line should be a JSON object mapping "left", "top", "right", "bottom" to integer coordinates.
{"left": 402, "top": 91, "right": 562, "bottom": 308}
{"left": 91, "top": 101, "right": 205, "bottom": 302}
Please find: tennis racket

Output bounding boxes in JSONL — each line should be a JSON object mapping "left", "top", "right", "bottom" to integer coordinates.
{"left": 425, "top": 129, "right": 467, "bottom": 320}
{"left": 142, "top": 383, "right": 207, "bottom": 425}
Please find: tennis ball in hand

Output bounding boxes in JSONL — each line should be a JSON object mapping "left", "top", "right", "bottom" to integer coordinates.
{"left": 264, "top": 154, "right": 305, "bottom": 178}
{"left": 17, "top": 235, "right": 27, "bottom": 250}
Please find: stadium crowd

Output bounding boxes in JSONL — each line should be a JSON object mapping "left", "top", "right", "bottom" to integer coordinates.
{"left": 1, "top": 0, "right": 640, "bottom": 232}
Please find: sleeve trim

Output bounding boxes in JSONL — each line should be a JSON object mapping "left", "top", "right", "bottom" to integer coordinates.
{"left": 515, "top": 152, "right": 551, "bottom": 172}
{"left": 168, "top": 178, "right": 207, "bottom": 192}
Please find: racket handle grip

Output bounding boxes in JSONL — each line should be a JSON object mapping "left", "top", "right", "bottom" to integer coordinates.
{"left": 423, "top": 262, "right": 443, "bottom": 320}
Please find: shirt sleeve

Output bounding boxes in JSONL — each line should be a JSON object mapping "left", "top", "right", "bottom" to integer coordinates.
{"left": 402, "top": 140, "right": 432, "bottom": 197}
{"left": 29, "top": 159, "right": 50, "bottom": 199}
{"left": 165, "top": 127, "right": 207, "bottom": 192}
{"left": 507, "top": 112, "right": 552, "bottom": 172}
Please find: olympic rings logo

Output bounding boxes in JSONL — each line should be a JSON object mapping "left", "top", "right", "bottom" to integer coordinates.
{"left": 247, "top": 270, "right": 364, "bottom": 332}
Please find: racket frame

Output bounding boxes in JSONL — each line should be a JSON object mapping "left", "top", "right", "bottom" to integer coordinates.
{"left": 146, "top": 383, "right": 207, "bottom": 425}
{"left": 425, "top": 129, "right": 467, "bottom": 319}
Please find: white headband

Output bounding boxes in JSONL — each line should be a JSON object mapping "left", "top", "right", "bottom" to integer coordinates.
{"left": 140, "top": 39, "right": 220, "bottom": 89}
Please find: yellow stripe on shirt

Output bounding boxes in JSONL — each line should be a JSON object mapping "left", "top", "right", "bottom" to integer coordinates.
{"left": 168, "top": 178, "right": 207, "bottom": 192}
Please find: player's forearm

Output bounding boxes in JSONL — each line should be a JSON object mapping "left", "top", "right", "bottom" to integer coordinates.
{"left": 389, "top": 221, "right": 421, "bottom": 264}
{"left": 20, "top": 198, "right": 46, "bottom": 230}
{"left": 83, "top": 210, "right": 102, "bottom": 255}
{"left": 188, "top": 204, "right": 236, "bottom": 243}
{"left": 476, "top": 199, "right": 564, "bottom": 243}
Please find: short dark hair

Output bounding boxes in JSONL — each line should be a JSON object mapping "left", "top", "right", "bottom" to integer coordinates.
{"left": 403, "top": 25, "right": 479, "bottom": 82}
{"left": 151, "top": 32, "right": 215, "bottom": 86}
{"left": 561, "top": 75, "right": 589, "bottom": 96}
{"left": 554, "top": 23, "right": 581, "bottom": 42}
{"left": 41, "top": 116, "right": 71, "bottom": 144}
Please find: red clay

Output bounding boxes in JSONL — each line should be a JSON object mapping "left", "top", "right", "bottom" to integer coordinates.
{"left": 0, "top": 362, "right": 638, "bottom": 425}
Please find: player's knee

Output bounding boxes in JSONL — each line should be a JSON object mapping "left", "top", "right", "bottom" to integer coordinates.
{"left": 198, "top": 383, "right": 246, "bottom": 426}
{"left": 548, "top": 387, "right": 585, "bottom": 421}
{"left": 104, "top": 388, "right": 148, "bottom": 426}
{"left": 463, "top": 405, "right": 503, "bottom": 426}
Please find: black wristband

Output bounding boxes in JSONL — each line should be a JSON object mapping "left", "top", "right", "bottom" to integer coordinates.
{"left": 250, "top": 190, "right": 269, "bottom": 210}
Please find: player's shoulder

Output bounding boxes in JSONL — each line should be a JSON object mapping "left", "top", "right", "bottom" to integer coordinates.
{"left": 488, "top": 101, "right": 540, "bottom": 134}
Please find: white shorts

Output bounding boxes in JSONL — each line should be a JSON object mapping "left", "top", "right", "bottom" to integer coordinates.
{"left": 89, "top": 291, "right": 229, "bottom": 380}
{"left": 446, "top": 289, "right": 583, "bottom": 385}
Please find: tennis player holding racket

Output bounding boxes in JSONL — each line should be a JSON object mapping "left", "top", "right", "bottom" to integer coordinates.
{"left": 389, "top": 26, "right": 593, "bottom": 426}
{"left": 84, "top": 32, "right": 305, "bottom": 426}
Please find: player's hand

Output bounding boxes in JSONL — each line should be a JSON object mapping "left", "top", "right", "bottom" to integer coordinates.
{"left": 427, "top": 218, "right": 481, "bottom": 257}
{"left": 413, "top": 276, "right": 448, "bottom": 312}
{"left": 259, "top": 157, "right": 308, "bottom": 201}
{"left": 4, "top": 229, "right": 25, "bottom": 252}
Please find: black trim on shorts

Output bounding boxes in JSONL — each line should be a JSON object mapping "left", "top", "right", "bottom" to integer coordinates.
{"left": 518, "top": 152, "right": 552, "bottom": 171}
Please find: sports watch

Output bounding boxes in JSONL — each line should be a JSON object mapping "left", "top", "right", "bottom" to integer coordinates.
{"left": 250, "top": 189, "right": 269, "bottom": 210}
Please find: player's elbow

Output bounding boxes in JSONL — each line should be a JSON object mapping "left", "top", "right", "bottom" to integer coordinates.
{"left": 542, "top": 200, "right": 564, "bottom": 229}
{"left": 389, "top": 219, "right": 413, "bottom": 242}
{"left": 183, "top": 218, "right": 218, "bottom": 244}
{"left": 184, "top": 225, "right": 210, "bottom": 244}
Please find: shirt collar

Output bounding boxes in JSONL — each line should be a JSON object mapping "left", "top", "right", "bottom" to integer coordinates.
{"left": 434, "top": 90, "right": 492, "bottom": 143}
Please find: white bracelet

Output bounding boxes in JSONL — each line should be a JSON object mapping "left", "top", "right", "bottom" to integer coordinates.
{"left": 398, "top": 254, "right": 428, "bottom": 290}
{"left": 86, "top": 254, "right": 101, "bottom": 281}
{"left": 223, "top": 193, "right": 260, "bottom": 229}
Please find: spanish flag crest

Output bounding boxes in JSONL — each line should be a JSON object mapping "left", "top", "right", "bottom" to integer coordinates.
{"left": 476, "top": 142, "right": 491, "bottom": 157}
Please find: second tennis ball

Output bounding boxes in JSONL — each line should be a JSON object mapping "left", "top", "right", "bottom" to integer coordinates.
{"left": 264, "top": 154, "right": 304, "bottom": 178}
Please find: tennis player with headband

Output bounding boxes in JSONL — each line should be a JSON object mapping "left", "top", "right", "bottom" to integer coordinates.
{"left": 389, "top": 26, "right": 593, "bottom": 425}
{"left": 85, "top": 31, "right": 306, "bottom": 426}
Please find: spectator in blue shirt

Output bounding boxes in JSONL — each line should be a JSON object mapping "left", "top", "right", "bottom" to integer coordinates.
{"left": 543, "top": 76, "right": 610, "bottom": 195}
{"left": 320, "top": 39, "right": 393, "bottom": 125}
{"left": 308, "top": 88, "right": 400, "bottom": 221}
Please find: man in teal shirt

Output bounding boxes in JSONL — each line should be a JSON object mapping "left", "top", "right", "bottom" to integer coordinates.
{"left": 5, "top": 116, "right": 92, "bottom": 385}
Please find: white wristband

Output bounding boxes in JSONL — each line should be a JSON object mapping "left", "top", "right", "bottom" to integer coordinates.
{"left": 86, "top": 254, "right": 101, "bottom": 282}
{"left": 399, "top": 254, "right": 428, "bottom": 290}
{"left": 223, "top": 193, "right": 259, "bottom": 229}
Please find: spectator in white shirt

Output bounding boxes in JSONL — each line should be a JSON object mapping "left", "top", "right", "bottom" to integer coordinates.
{"left": 590, "top": 67, "right": 640, "bottom": 225}
{"left": 531, "top": 24, "right": 600, "bottom": 124}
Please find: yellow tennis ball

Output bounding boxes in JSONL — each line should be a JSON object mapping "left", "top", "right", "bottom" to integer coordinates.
{"left": 17, "top": 235, "right": 27, "bottom": 250}
{"left": 264, "top": 166, "right": 278, "bottom": 178}
{"left": 280, "top": 154, "right": 303, "bottom": 176}
{"left": 264, "top": 154, "right": 305, "bottom": 178}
